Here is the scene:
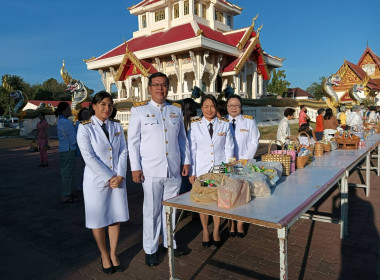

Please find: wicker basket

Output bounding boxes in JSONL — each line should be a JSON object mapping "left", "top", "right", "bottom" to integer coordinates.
{"left": 336, "top": 137, "right": 360, "bottom": 150}
{"left": 296, "top": 155, "right": 311, "bottom": 169}
{"left": 262, "top": 140, "right": 292, "bottom": 176}
{"left": 298, "top": 132, "right": 314, "bottom": 155}
{"left": 323, "top": 142, "right": 331, "bottom": 152}
{"left": 315, "top": 143, "right": 324, "bottom": 156}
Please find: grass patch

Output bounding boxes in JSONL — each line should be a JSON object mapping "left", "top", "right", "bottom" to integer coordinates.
{"left": 0, "top": 129, "right": 20, "bottom": 137}
{"left": 259, "top": 123, "right": 316, "bottom": 140}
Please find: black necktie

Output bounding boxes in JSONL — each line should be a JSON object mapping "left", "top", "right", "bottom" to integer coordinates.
{"left": 208, "top": 123, "right": 213, "bottom": 138}
{"left": 101, "top": 123, "right": 109, "bottom": 140}
{"left": 232, "top": 119, "right": 236, "bottom": 131}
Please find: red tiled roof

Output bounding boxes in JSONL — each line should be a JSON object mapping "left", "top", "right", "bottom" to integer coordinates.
{"left": 28, "top": 101, "right": 91, "bottom": 108}
{"left": 95, "top": 24, "right": 196, "bottom": 61}
{"left": 198, "top": 24, "right": 246, "bottom": 46}
{"left": 346, "top": 61, "right": 380, "bottom": 90}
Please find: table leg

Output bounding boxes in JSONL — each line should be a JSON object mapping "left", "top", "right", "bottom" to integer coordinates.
{"left": 165, "top": 205, "right": 177, "bottom": 280}
{"left": 366, "top": 152, "right": 370, "bottom": 197}
{"left": 377, "top": 145, "right": 379, "bottom": 176}
{"left": 278, "top": 227, "right": 288, "bottom": 280}
{"left": 341, "top": 171, "right": 349, "bottom": 238}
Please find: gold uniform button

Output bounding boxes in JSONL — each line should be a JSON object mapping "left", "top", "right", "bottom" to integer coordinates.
{"left": 166, "top": 153, "right": 168, "bottom": 156}
{"left": 109, "top": 147, "right": 112, "bottom": 151}
{"left": 164, "top": 129, "right": 167, "bottom": 132}
{"left": 110, "top": 166, "right": 113, "bottom": 169}
{"left": 211, "top": 160, "right": 214, "bottom": 163}
{"left": 210, "top": 145, "right": 214, "bottom": 147}
{"left": 165, "top": 141, "right": 168, "bottom": 144}
{"left": 163, "top": 118, "right": 165, "bottom": 121}
{"left": 109, "top": 156, "right": 112, "bottom": 159}
{"left": 211, "top": 152, "right": 213, "bottom": 155}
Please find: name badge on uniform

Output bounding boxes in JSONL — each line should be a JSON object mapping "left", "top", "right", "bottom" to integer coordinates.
{"left": 218, "top": 132, "right": 226, "bottom": 136}
{"left": 170, "top": 112, "right": 179, "bottom": 118}
{"left": 240, "top": 129, "right": 249, "bottom": 132}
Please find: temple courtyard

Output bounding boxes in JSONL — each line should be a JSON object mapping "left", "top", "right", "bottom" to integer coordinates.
{"left": 0, "top": 137, "right": 379, "bottom": 280}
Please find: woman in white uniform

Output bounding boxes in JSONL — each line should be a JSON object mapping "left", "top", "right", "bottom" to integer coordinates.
{"left": 189, "top": 94, "right": 234, "bottom": 247}
{"left": 77, "top": 91, "right": 129, "bottom": 275}
{"left": 226, "top": 94, "right": 260, "bottom": 238}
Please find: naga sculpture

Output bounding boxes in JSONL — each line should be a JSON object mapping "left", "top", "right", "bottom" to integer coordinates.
{"left": 348, "top": 83, "right": 365, "bottom": 104}
{"left": 323, "top": 74, "right": 341, "bottom": 111}
{"left": 60, "top": 60, "right": 88, "bottom": 119}
{"left": 2, "top": 77, "right": 28, "bottom": 121}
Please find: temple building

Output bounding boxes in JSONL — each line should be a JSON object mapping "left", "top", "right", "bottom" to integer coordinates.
{"left": 84, "top": 0, "right": 284, "bottom": 102}
{"left": 333, "top": 46, "right": 380, "bottom": 104}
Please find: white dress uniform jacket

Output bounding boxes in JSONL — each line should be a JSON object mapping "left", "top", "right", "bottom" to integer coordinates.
{"left": 128, "top": 100, "right": 190, "bottom": 176}
{"left": 189, "top": 116, "right": 234, "bottom": 177}
{"left": 77, "top": 116, "right": 129, "bottom": 229}
{"left": 228, "top": 114, "right": 260, "bottom": 160}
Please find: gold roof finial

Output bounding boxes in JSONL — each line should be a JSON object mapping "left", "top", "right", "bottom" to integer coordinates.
{"left": 256, "top": 24, "right": 263, "bottom": 37}
{"left": 252, "top": 14, "right": 259, "bottom": 27}
{"left": 2, "top": 76, "right": 13, "bottom": 92}
{"left": 60, "top": 60, "right": 72, "bottom": 85}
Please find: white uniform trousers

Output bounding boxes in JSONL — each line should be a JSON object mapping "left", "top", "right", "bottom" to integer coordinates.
{"left": 142, "top": 175, "right": 181, "bottom": 254}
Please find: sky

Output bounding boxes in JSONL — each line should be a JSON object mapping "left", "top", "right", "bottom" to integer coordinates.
{"left": 1, "top": 0, "right": 379, "bottom": 95}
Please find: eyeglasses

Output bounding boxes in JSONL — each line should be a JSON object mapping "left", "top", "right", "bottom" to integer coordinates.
{"left": 151, "top": 83, "right": 168, "bottom": 88}
{"left": 227, "top": 105, "right": 241, "bottom": 108}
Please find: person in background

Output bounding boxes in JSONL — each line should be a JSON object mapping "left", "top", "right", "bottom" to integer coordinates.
{"left": 359, "top": 103, "right": 366, "bottom": 120}
{"left": 55, "top": 102, "right": 78, "bottom": 203}
{"left": 315, "top": 108, "right": 325, "bottom": 141}
{"left": 367, "top": 106, "right": 377, "bottom": 123}
{"left": 216, "top": 99, "right": 228, "bottom": 118}
{"left": 182, "top": 98, "right": 198, "bottom": 133}
{"left": 188, "top": 94, "right": 234, "bottom": 248}
{"left": 128, "top": 72, "right": 190, "bottom": 266}
{"left": 74, "top": 107, "right": 91, "bottom": 192}
{"left": 299, "top": 105, "right": 310, "bottom": 127}
{"left": 298, "top": 124, "right": 316, "bottom": 146}
{"left": 347, "top": 105, "right": 363, "bottom": 130}
{"left": 338, "top": 106, "right": 347, "bottom": 130}
{"left": 77, "top": 91, "right": 129, "bottom": 275}
{"left": 276, "top": 108, "right": 296, "bottom": 149}
{"left": 180, "top": 98, "right": 197, "bottom": 194}
{"left": 226, "top": 94, "right": 260, "bottom": 238}
{"left": 323, "top": 108, "right": 339, "bottom": 138}
{"left": 34, "top": 112, "right": 49, "bottom": 167}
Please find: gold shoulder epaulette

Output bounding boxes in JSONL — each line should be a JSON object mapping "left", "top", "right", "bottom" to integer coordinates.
{"left": 133, "top": 100, "right": 148, "bottom": 107}
{"left": 219, "top": 117, "right": 229, "bottom": 122}
{"left": 191, "top": 117, "right": 202, "bottom": 123}
{"left": 243, "top": 114, "right": 253, "bottom": 120}
{"left": 80, "top": 120, "right": 92, "bottom": 125}
{"left": 109, "top": 118, "right": 120, "bottom": 123}
{"left": 172, "top": 102, "right": 182, "bottom": 108}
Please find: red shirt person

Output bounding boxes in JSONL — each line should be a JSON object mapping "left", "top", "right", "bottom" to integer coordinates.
{"left": 299, "top": 105, "right": 310, "bottom": 127}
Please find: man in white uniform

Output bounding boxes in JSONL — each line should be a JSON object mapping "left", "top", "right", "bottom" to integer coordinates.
{"left": 128, "top": 72, "right": 190, "bottom": 266}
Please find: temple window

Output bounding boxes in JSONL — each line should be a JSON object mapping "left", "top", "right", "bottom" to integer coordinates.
{"left": 194, "top": 1, "right": 199, "bottom": 16}
{"left": 202, "top": 4, "right": 207, "bottom": 19}
{"left": 184, "top": 0, "right": 189, "bottom": 15}
{"left": 142, "top": 14, "right": 147, "bottom": 28}
{"left": 155, "top": 9, "right": 165, "bottom": 22}
{"left": 174, "top": 3, "right": 179, "bottom": 18}
{"left": 215, "top": 10, "right": 223, "bottom": 22}
{"left": 226, "top": 14, "right": 232, "bottom": 27}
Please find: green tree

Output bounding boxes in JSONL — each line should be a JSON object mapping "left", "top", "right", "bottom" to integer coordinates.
{"left": 267, "top": 69, "right": 291, "bottom": 95}
{"left": 306, "top": 76, "right": 326, "bottom": 101}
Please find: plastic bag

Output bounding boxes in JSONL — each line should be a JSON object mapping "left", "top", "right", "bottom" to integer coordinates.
{"left": 229, "top": 172, "right": 271, "bottom": 197}
{"left": 217, "top": 178, "right": 251, "bottom": 209}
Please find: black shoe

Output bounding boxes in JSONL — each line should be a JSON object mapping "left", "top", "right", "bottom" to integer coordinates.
{"left": 145, "top": 253, "right": 158, "bottom": 266}
{"left": 100, "top": 259, "right": 115, "bottom": 275}
{"left": 237, "top": 232, "right": 245, "bottom": 238}
{"left": 202, "top": 240, "right": 211, "bottom": 248}
{"left": 110, "top": 258, "right": 123, "bottom": 272}
{"left": 213, "top": 240, "right": 222, "bottom": 248}
{"left": 228, "top": 231, "right": 236, "bottom": 238}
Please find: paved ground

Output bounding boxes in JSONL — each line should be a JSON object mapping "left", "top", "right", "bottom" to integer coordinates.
{"left": 0, "top": 137, "right": 379, "bottom": 280}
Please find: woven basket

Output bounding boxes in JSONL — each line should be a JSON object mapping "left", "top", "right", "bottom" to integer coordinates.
{"left": 315, "top": 143, "right": 324, "bottom": 156}
{"left": 262, "top": 140, "right": 292, "bottom": 176}
{"left": 323, "top": 142, "right": 331, "bottom": 152}
{"left": 298, "top": 132, "right": 314, "bottom": 155}
{"left": 296, "top": 155, "right": 311, "bottom": 169}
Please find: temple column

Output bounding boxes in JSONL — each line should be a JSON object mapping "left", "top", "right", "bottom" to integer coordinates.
{"left": 234, "top": 75, "right": 240, "bottom": 94}
{"left": 259, "top": 74, "right": 263, "bottom": 96}
{"left": 242, "top": 64, "right": 247, "bottom": 96}
{"left": 141, "top": 76, "right": 148, "bottom": 101}
{"left": 125, "top": 77, "right": 131, "bottom": 99}
{"left": 252, "top": 71, "right": 257, "bottom": 99}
